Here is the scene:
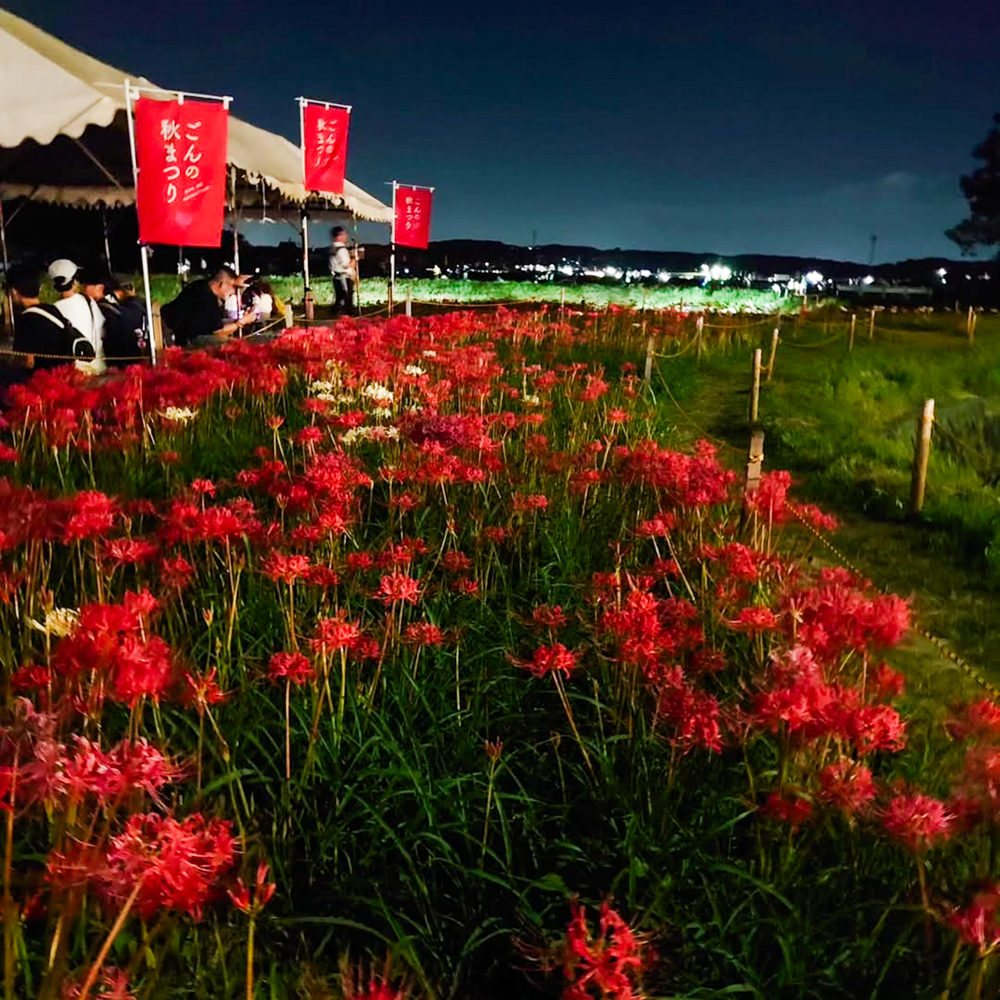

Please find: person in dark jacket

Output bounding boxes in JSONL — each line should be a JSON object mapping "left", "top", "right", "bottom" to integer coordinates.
{"left": 160, "top": 266, "right": 255, "bottom": 347}
{"left": 95, "top": 273, "right": 152, "bottom": 367}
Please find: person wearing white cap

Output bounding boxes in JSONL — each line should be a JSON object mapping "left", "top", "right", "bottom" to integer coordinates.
{"left": 48, "top": 259, "right": 105, "bottom": 375}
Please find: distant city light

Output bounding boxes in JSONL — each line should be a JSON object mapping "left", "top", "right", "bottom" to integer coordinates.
{"left": 804, "top": 270, "right": 823, "bottom": 286}
{"left": 657, "top": 271, "right": 672, "bottom": 282}
{"left": 559, "top": 264, "right": 574, "bottom": 276}
{"left": 701, "top": 263, "right": 732, "bottom": 281}
{"left": 862, "top": 275, "right": 875, "bottom": 285}
{"left": 936, "top": 268, "right": 947, "bottom": 277}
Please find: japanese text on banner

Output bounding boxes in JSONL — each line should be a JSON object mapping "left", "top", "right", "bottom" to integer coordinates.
{"left": 394, "top": 187, "right": 433, "bottom": 249}
{"left": 135, "top": 97, "right": 228, "bottom": 247}
{"left": 302, "top": 104, "right": 350, "bottom": 194}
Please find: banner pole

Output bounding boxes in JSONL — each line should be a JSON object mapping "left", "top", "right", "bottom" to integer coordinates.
{"left": 230, "top": 166, "right": 240, "bottom": 273}
{"left": 124, "top": 79, "right": 157, "bottom": 365}
{"left": 302, "top": 208, "right": 314, "bottom": 320}
{"left": 389, "top": 180, "right": 396, "bottom": 317}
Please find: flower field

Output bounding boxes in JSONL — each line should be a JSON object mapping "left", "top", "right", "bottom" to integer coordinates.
{"left": 1, "top": 307, "right": 998, "bottom": 999}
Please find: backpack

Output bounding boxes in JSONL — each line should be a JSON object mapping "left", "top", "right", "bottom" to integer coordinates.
{"left": 22, "top": 305, "right": 96, "bottom": 361}
{"left": 100, "top": 297, "right": 150, "bottom": 366}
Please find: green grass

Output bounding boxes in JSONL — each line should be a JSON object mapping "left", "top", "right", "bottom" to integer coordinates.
{"left": 142, "top": 274, "right": 793, "bottom": 314}
{"left": 645, "top": 306, "right": 1000, "bottom": 689}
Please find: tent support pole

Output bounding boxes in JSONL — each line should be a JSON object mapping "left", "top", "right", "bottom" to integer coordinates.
{"left": 101, "top": 205, "right": 112, "bottom": 271}
{"left": 0, "top": 197, "right": 13, "bottom": 339}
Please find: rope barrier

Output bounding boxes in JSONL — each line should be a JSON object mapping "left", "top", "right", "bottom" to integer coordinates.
{"left": 780, "top": 331, "right": 847, "bottom": 350}
{"left": 788, "top": 504, "right": 1000, "bottom": 700}
{"left": 931, "top": 417, "right": 994, "bottom": 468}
{"left": 658, "top": 378, "right": 743, "bottom": 454}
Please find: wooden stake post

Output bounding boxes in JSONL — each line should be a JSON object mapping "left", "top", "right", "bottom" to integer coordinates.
{"left": 749, "top": 348, "right": 762, "bottom": 425}
{"left": 868, "top": 308, "right": 875, "bottom": 340}
{"left": 695, "top": 314, "right": 704, "bottom": 359}
{"left": 910, "top": 399, "right": 935, "bottom": 515}
{"left": 745, "top": 429, "right": 765, "bottom": 495}
{"left": 849, "top": 313, "right": 856, "bottom": 352}
{"left": 765, "top": 328, "right": 779, "bottom": 380}
{"left": 405, "top": 287, "right": 413, "bottom": 318}
{"left": 643, "top": 331, "right": 655, "bottom": 385}
{"left": 283, "top": 303, "right": 294, "bottom": 329}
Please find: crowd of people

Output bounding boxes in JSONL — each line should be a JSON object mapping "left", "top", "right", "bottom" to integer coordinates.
{"left": 1, "top": 226, "right": 358, "bottom": 390}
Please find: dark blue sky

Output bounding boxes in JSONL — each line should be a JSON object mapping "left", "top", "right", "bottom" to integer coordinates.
{"left": 8, "top": 0, "right": 999, "bottom": 261}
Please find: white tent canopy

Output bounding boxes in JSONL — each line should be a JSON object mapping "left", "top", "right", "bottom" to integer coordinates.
{"left": 0, "top": 6, "right": 391, "bottom": 223}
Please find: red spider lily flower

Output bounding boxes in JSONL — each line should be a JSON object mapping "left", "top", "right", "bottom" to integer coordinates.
{"left": 62, "top": 490, "right": 117, "bottom": 543}
{"left": 346, "top": 551, "right": 375, "bottom": 573}
{"left": 951, "top": 745, "right": 1000, "bottom": 824}
{"left": 561, "top": 899, "right": 650, "bottom": 1000}
{"left": 0, "top": 445, "right": 18, "bottom": 463}
{"left": 182, "top": 668, "right": 228, "bottom": 711}
{"left": 295, "top": 426, "right": 324, "bottom": 445}
{"left": 873, "top": 663, "right": 906, "bottom": 701}
{"left": 160, "top": 554, "right": 195, "bottom": 593}
{"left": 103, "top": 813, "right": 237, "bottom": 921}
{"left": 311, "top": 612, "right": 363, "bottom": 654}
{"left": 818, "top": 760, "right": 877, "bottom": 817}
{"left": 61, "top": 965, "right": 135, "bottom": 1000}
{"left": 103, "top": 537, "right": 160, "bottom": 567}
{"left": 228, "top": 861, "right": 276, "bottom": 915}
{"left": 946, "top": 700, "right": 1000, "bottom": 743}
{"left": 793, "top": 502, "right": 839, "bottom": 532}
{"left": 607, "top": 408, "right": 629, "bottom": 424}
{"left": 512, "top": 493, "right": 549, "bottom": 514}
{"left": 268, "top": 651, "right": 315, "bottom": 686}
{"left": 948, "top": 885, "right": 1000, "bottom": 956}
{"left": 847, "top": 704, "right": 907, "bottom": 755}
{"left": 762, "top": 791, "right": 813, "bottom": 830}
{"left": 440, "top": 550, "right": 473, "bottom": 574}
{"left": 481, "top": 525, "right": 508, "bottom": 545}
{"left": 883, "top": 792, "right": 954, "bottom": 853}
{"left": 261, "top": 551, "right": 312, "bottom": 585}
{"left": 158, "top": 451, "right": 180, "bottom": 465}
{"left": 451, "top": 576, "right": 479, "bottom": 596}
{"left": 190, "top": 479, "right": 216, "bottom": 496}
{"left": 521, "top": 643, "right": 579, "bottom": 680}
{"left": 657, "top": 683, "right": 723, "bottom": 754}
{"left": 729, "top": 606, "right": 780, "bottom": 633}
{"left": 402, "top": 621, "right": 446, "bottom": 647}
{"left": 266, "top": 415, "right": 284, "bottom": 430}
{"left": 533, "top": 604, "right": 569, "bottom": 629}
{"left": 376, "top": 571, "right": 422, "bottom": 605}
{"left": 635, "top": 513, "right": 677, "bottom": 538}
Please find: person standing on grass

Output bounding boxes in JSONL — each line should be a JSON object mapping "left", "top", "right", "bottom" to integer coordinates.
{"left": 329, "top": 227, "right": 356, "bottom": 316}
{"left": 2, "top": 263, "right": 95, "bottom": 385}
{"left": 49, "top": 259, "right": 105, "bottom": 374}
{"left": 161, "top": 266, "right": 256, "bottom": 347}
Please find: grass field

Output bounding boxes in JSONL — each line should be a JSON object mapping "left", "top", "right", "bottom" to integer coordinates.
{"left": 143, "top": 274, "right": 793, "bottom": 314}
{"left": 3, "top": 304, "right": 1000, "bottom": 998}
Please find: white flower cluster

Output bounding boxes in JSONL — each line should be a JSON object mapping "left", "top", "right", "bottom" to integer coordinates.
{"left": 342, "top": 425, "right": 400, "bottom": 445}
{"left": 362, "top": 383, "right": 394, "bottom": 406}
{"left": 422, "top": 350, "right": 438, "bottom": 359}
{"left": 29, "top": 607, "right": 80, "bottom": 637}
{"left": 523, "top": 394, "right": 542, "bottom": 406}
{"left": 403, "top": 364, "right": 426, "bottom": 377}
{"left": 161, "top": 406, "right": 199, "bottom": 424}
{"left": 309, "top": 380, "right": 335, "bottom": 394}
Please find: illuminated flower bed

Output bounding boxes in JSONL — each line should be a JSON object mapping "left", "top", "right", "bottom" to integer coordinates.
{"left": 0, "top": 310, "right": 995, "bottom": 998}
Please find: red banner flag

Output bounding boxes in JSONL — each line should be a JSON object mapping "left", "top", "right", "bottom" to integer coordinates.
{"left": 394, "top": 186, "right": 433, "bottom": 249}
{"left": 134, "top": 97, "right": 229, "bottom": 247}
{"left": 302, "top": 104, "right": 350, "bottom": 194}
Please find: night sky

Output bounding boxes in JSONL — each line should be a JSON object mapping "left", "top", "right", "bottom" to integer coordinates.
{"left": 7, "top": 0, "right": 999, "bottom": 262}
